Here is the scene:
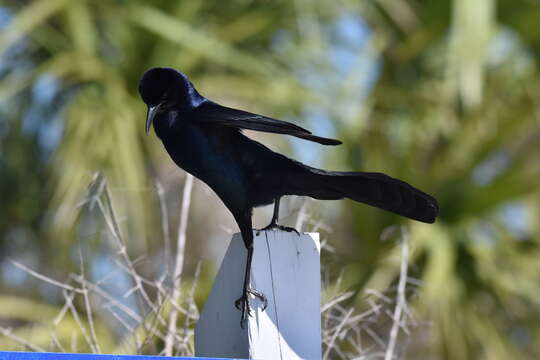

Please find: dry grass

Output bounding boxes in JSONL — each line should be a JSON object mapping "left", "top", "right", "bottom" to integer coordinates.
{"left": 2, "top": 176, "right": 420, "bottom": 359}
{"left": 319, "top": 228, "right": 417, "bottom": 360}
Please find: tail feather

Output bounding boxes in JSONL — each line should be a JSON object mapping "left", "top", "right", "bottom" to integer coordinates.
{"left": 288, "top": 169, "right": 439, "bottom": 223}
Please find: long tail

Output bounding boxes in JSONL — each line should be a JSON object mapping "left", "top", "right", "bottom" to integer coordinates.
{"left": 287, "top": 168, "right": 439, "bottom": 223}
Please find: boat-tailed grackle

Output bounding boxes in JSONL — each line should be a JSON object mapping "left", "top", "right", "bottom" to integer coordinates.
{"left": 138, "top": 67, "right": 439, "bottom": 326}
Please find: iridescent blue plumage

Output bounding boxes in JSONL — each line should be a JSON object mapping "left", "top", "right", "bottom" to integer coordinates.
{"left": 139, "top": 67, "right": 439, "bottom": 325}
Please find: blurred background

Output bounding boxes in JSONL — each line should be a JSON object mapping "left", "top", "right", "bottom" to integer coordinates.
{"left": 1, "top": 0, "right": 540, "bottom": 358}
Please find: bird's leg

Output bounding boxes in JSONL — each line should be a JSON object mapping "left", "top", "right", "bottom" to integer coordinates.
{"left": 258, "top": 197, "right": 300, "bottom": 234}
{"left": 234, "top": 213, "right": 268, "bottom": 327}
{"left": 234, "top": 244, "right": 268, "bottom": 326}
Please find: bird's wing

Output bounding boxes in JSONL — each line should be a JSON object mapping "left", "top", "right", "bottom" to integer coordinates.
{"left": 192, "top": 101, "right": 342, "bottom": 146}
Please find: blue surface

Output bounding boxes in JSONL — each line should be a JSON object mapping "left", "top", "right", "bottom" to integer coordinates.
{"left": 0, "top": 352, "right": 237, "bottom": 360}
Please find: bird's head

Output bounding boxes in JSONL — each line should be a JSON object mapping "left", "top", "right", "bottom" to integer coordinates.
{"left": 138, "top": 67, "right": 204, "bottom": 134}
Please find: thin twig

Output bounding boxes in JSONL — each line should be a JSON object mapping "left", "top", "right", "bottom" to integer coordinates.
{"left": 50, "top": 332, "right": 67, "bottom": 353}
{"left": 71, "top": 275, "right": 142, "bottom": 323}
{"left": 363, "top": 325, "right": 386, "bottom": 349}
{"left": 62, "top": 289, "right": 95, "bottom": 353}
{"left": 180, "top": 262, "right": 201, "bottom": 355}
{"left": 295, "top": 198, "right": 309, "bottom": 230}
{"left": 384, "top": 228, "right": 409, "bottom": 360}
{"left": 321, "top": 291, "right": 355, "bottom": 312}
{"left": 156, "top": 181, "right": 172, "bottom": 273}
{"left": 98, "top": 187, "right": 167, "bottom": 331}
{"left": 10, "top": 260, "right": 81, "bottom": 293}
{"left": 323, "top": 308, "right": 354, "bottom": 359}
{"left": 105, "top": 304, "right": 135, "bottom": 333}
{"left": 79, "top": 248, "right": 102, "bottom": 353}
{"left": 0, "top": 327, "right": 46, "bottom": 352}
{"left": 165, "top": 173, "right": 194, "bottom": 356}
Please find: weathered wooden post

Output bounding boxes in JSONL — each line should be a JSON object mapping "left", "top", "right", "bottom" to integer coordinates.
{"left": 195, "top": 230, "right": 321, "bottom": 359}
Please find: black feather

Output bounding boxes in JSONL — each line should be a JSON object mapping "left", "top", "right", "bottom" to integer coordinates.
{"left": 192, "top": 101, "right": 342, "bottom": 146}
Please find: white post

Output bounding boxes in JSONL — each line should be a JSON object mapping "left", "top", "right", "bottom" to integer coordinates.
{"left": 195, "top": 230, "right": 321, "bottom": 360}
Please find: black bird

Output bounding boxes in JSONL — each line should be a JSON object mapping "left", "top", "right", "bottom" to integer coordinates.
{"left": 139, "top": 67, "right": 439, "bottom": 324}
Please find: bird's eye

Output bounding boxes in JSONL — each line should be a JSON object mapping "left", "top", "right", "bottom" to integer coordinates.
{"left": 161, "top": 88, "right": 176, "bottom": 103}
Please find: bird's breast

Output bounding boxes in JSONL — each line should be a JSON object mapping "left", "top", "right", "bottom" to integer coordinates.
{"left": 158, "top": 122, "right": 249, "bottom": 208}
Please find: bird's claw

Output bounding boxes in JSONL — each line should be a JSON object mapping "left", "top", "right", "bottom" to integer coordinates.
{"left": 235, "top": 288, "right": 268, "bottom": 327}
{"left": 279, "top": 225, "right": 301, "bottom": 235}
{"left": 257, "top": 223, "right": 300, "bottom": 236}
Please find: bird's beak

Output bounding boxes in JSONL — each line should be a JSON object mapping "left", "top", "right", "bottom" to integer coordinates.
{"left": 145, "top": 104, "right": 161, "bottom": 135}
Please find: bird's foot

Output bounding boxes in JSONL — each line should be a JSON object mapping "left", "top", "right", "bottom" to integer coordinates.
{"left": 257, "top": 222, "right": 300, "bottom": 236}
{"left": 235, "top": 288, "right": 268, "bottom": 327}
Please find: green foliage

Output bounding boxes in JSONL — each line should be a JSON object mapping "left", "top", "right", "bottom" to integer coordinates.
{"left": 346, "top": 1, "right": 540, "bottom": 358}
{"left": 1, "top": 0, "right": 540, "bottom": 358}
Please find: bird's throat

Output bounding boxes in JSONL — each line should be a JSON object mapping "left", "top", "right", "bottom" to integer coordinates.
{"left": 153, "top": 111, "right": 179, "bottom": 139}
